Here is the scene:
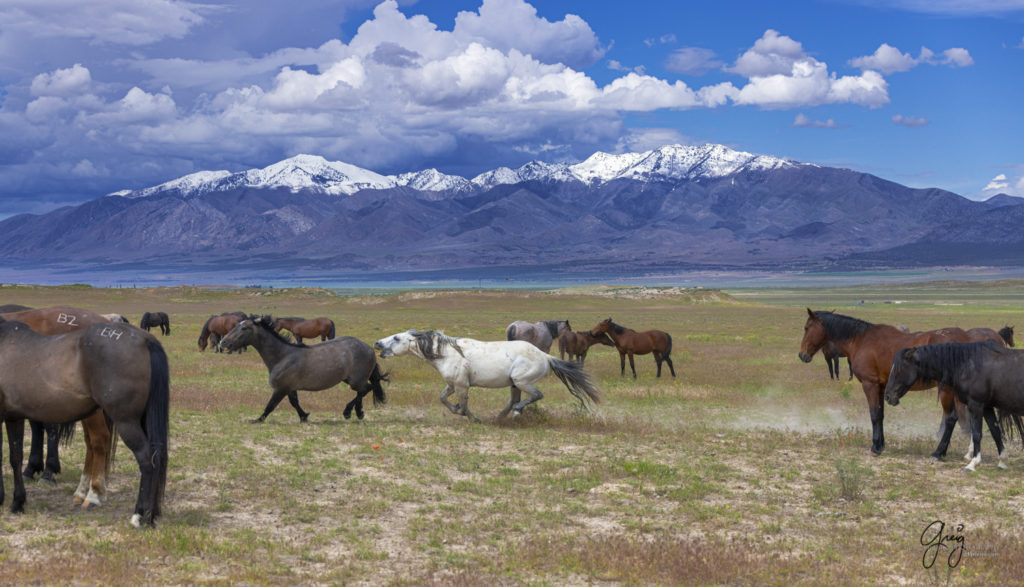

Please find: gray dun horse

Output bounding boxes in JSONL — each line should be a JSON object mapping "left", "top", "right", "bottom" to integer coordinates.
{"left": 374, "top": 330, "right": 601, "bottom": 421}
{"left": 219, "top": 316, "right": 387, "bottom": 422}
{"left": 505, "top": 320, "right": 571, "bottom": 354}
{"left": 0, "top": 318, "right": 168, "bottom": 527}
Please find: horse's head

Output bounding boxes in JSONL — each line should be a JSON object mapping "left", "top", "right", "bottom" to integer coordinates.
{"left": 1001, "top": 325, "right": 1015, "bottom": 348}
{"left": 374, "top": 330, "right": 419, "bottom": 359}
{"left": 798, "top": 308, "right": 828, "bottom": 363}
{"left": 884, "top": 347, "right": 920, "bottom": 406}
{"left": 590, "top": 318, "right": 613, "bottom": 336}
{"left": 219, "top": 316, "right": 265, "bottom": 352}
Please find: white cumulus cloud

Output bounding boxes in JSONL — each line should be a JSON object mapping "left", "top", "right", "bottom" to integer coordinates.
{"left": 849, "top": 43, "right": 974, "bottom": 72}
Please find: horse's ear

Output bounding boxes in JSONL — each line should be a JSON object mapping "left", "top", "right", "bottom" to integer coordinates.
{"left": 806, "top": 308, "right": 816, "bottom": 320}
{"left": 901, "top": 347, "right": 916, "bottom": 361}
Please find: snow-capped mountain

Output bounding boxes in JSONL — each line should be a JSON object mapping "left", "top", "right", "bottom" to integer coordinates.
{"left": 108, "top": 144, "right": 802, "bottom": 199}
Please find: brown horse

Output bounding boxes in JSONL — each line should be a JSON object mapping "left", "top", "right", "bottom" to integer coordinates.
{"left": 0, "top": 305, "right": 116, "bottom": 506}
{"left": 198, "top": 312, "right": 246, "bottom": 352}
{"left": 0, "top": 318, "right": 169, "bottom": 527}
{"left": 797, "top": 309, "right": 1006, "bottom": 457}
{"left": 558, "top": 330, "right": 615, "bottom": 365}
{"left": 823, "top": 341, "right": 852, "bottom": 381}
{"left": 276, "top": 317, "right": 335, "bottom": 344}
{"left": 506, "top": 320, "right": 571, "bottom": 354}
{"left": 590, "top": 318, "right": 675, "bottom": 378}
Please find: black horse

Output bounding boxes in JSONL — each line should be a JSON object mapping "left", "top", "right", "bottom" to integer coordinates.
{"left": 140, "top": 311, "right": 172, "bottom": 333}
{"left": 219, "top": 315, "right": 388, "bottom": 423}
{"left": 884, "top": 340, "right": 1024, "bottom": 472}
{"left": 140, "top": 312, "right": 171, "bottom": 335}
{"left": 823, "top": 341, "right": 852, "bottom": 381}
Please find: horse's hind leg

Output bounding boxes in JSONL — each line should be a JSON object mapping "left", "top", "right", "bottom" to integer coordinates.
{"left": 344, "top": 382, "right": 370, "bottom": 420}
{"left": 511, "top": 383, "right": 543, "bottom": 417}
{"left": 23, "top": 420, "right": 46, "bottom": 481}
{"left": 628, "top": 354, "right": 637, "bottom": 379}
{"left": 4, "top": 419, "right": 27, "bottom": 513}
{"left": 497, "top": 386, "right": 522, "bottom": 419}
{"left": 115, "top": 420, "right": 157, "bottom": 528}
{"left": 983, "top": 406, "right": 1008, "bottom": 470}
{"left": 664, "top": 355, "right": 676, "bottom": 377}
{"left": 73, "top": 412, "right": 111, "bottom": 509}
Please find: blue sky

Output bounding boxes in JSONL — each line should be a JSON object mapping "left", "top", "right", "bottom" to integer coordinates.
{"left": 0, "top": 0, "right": 1022, "bottom": 217}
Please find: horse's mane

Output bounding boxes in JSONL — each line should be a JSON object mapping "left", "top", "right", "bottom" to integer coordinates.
{"left": 251, "top": 315, "right": 307, "bottom": 347}
{"left": 607, "top": 321, "right": 627, "bottom": 335}
{"left": 411, "top": 330, "right": 464, "bottom": 360}
{"left": 908, "top": 340, "right": 1004, "bottom": 387}
{"left": 814, "top": 311, "right": 874, "bottom": 342}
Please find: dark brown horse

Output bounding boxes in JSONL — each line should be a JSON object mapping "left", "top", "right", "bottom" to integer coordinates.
{"left": 275, "top": 316, "right": 336, "bottom": 344}
{"left": 797, "top": 309, "right": 1004, "bottom": 457}
{"left": 0, "top": 305, "right": 116, "bottom": 505}
{"left": 198, "top": 312, "right": 246, "bottom": 352}
{"left": 967, "top": 326, "right": 1015, "bottom": 347}
{"left": 0, "top": 318, "right": 168, "bottom": 527}
{"left": 590, "top": 318, "right": 675, "bottom": 378}
{"left": 823, "top": 341, "right": 852, "bottom": 381}
{"left": 558, "top": 330, "right": 614, "bottom": 365}
{"left": 219, "top": 316, "right": 386, "bottom": 422}
{"left": 140, "top": 311, "right": 171, "bottom": 335}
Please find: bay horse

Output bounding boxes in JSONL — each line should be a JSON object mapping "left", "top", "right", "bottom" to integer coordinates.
{"left": 0, "top": 305, "right": 116, "bottom": 507}
{"left": 140, "top": 311, "right": 171, "bottom": 335}
{"left": 558, "top": 330, "right": 615, "bottom": 365}
{"left": 590, "top": 318, "right": 675, "bottom": 378}
{"left": 219, "top": 316, "right": 387, "bottom": 422}
{"left": 375, "top": 330, "right": 601, "bottom": 421}
{"left": 0, "top": 318, "right": 168, "bottom": 527}
{"left": 276, "top": 316, "right": 336, "bottom": 344}
{"left": 198, "top": 312, "right": 246, "bottom": 352}
{"left": 506, "top": 320, "right": 571, "bottom": 354}
{"left": 797, "top": 309, "right": 1005, "bottom": 457}
{"left": 885, "top": 341, "right": 1024, "bottom": 472}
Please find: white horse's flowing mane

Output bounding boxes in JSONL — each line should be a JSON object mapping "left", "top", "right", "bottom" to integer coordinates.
{"left": 410, "top": 330, "right": 464, "bottom": 359}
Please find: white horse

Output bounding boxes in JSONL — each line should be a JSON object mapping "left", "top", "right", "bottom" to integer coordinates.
{"left": 374, "top": 330, "right": 601, "bottom": 421}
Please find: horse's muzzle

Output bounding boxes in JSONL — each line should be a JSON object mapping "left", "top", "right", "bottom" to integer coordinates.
{"left": 798, "top": 352, "right": 812, "bottom": 363}
{"left": 373, "top": 341, "right": 392, "bottom": 358}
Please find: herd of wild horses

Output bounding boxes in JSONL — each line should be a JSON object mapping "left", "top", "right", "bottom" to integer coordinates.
{"left": 0, "top": 300, "right": 1021, "bottom": 528}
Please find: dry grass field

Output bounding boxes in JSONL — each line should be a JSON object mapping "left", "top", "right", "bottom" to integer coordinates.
{"left": 1, "top": 281, "right": 1023, "bottom": 585}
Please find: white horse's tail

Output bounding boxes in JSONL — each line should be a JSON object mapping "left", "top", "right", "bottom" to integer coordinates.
{"left": 548, "top": 358, "right": 602, "bottom": 410}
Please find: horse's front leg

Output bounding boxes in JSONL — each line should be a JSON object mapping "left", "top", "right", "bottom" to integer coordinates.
{"left": 252, "top": 389, "right": 289, "bottom": 423}
{"left": 286, "top": 391, "right": 310, "bottom": 422}
{"left": 22, "top": 419, "right": 46, "bottom": 481}
{"left": 5, "top": 419, "right": 26, "bottom": 513}
{"left": 964, "top": 403, "right": 985, "bottom": 472}
{"left": 931, "top": 408, "right": 958, "bottom": 462}
{"left": 862, "top": 381, "right": 885, "bottom": 455}
{"left": 439, "top": 384, "right": 460, "bottom": 414}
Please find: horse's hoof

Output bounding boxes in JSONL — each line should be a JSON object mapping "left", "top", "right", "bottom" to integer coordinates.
{"left": 356, "top": 413, "right": 365, "bottom": 420}
{"left": 963, "top": 467, "right": 975, "bottom": 474}
{"left": 130, "top": 514, "right": 142, "bottom": 529}
{"left": 929, "top": 456, "right": 943, "bottom": 464}
{"left": 249, "top": 419, "right": 264, "bottom": 424}
{"left": 998, "top": 463, "right": 1008, "bottom": 470}
{"left": 83, "top": 501, "right": 100, "bottom": 510}
{"left": 39, "top": 474, "right": 57, "bottom": 486}
{"left": 343, "top": 411, "right": 352, "bottom": 420}
{"left": 512, "top": 410, "right": 522, "bottom": 419}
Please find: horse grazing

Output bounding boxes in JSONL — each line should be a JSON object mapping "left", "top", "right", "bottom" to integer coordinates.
{"left": 140, "top": 311, "right": 171, "bottom": 335}
{"left": 198, "top": 312, "right": 246, "bottom": 352}
{"left": 823, "top": 341, "right": 853, "bottom": 381}
{"left": 219, "top": 316, "right": 387, "bottom": 422}
{"left": 590, "top": 318, "right": 675, "bottom": 378}
{"left": 0, "top": 318, "right": 168, "bottom": 527}
{"left": 276, "top": 316, "right": 335, "bottom": 343}
{"left": 967, "top": 326, "right": 1015, "bottom": 348}
{"left": 558, "top": 330, "right": 615, "bottom": 365}
{"left": 374, "top": 330, "right": 601, "bottom": 422}
{"left": 885, "top": 341, "right": 1024, "bottom": 472}
{"left": 506, "top": 320, "right": 571, "bottom": 354}
{"left": 0, "top": 305, "right": 116, "bottom": 505}
{"left": 797, "top": 309, "right": 997, "bottom": 457}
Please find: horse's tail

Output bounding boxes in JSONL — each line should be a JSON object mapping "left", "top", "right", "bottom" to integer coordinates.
{"left": 548, "top": 358, "right": 602, "bottom": 410}
{"left": 506, "top": 324, "right": 516, "bottom": 341}
{"left": 369, "top": 364, "right": 390, "bottom": 406}
{"left": 56, "top": 421, "right": 77, "bottom": 446}
{"left": 664, "top": 333, "right": 673, "bottom": 357}
{"left": 104, "top": 411, "right": 118, "bottom": 475}
{"left": 144, "top": 339, "right": 170, "bottom": 523}
{"left": 998, "top": 408, "right": 1024, "bottom": 448}
{"left": 328, "top": 320, "right": 336, "bottom": 340}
